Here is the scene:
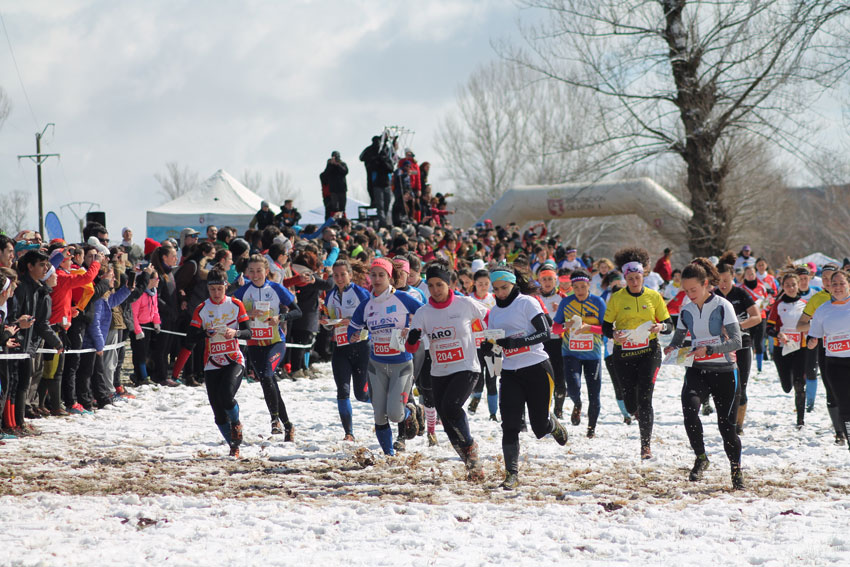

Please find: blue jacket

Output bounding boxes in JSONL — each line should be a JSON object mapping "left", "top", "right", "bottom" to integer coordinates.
{"left": 83, "top": 287, "right": 132, "bottom": 352}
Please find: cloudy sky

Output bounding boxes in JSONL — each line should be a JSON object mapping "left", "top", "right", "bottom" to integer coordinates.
{"left": 0, "top": 0, "right": 519, "bottom": 240}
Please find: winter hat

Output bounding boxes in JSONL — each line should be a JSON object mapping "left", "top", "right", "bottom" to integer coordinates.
{"left": 87, "top": 236, "right": 110, "bottom": 256}
{"left": 229, "top": 238, "right": 250, "bottom": 259}
{"left": 471, "top": 258, "right": 486, "bottom": 272}
{"left": 40, "top": 265, "right": 56, "bottom": 282}
{"left": 144, "top": 238, "right": 161, "bottom": 257}
{"left": 49, "top": 248, "right": 67, "bottom": 269}
{"left": 14, "top": 241, "right": 39, "bottom": 253}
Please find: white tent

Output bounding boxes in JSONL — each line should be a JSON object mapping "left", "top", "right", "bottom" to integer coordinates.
{"left": 299, "top": 197, "right": 372, "bottom": 228}
{"left": 146, "top": 169, "right": 278, "bottom": 241}
{"left": 793, "top": 252, "right": 840, "bottom": 269}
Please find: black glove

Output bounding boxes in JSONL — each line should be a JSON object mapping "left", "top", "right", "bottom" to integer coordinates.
{"left": 406, "top": 328, "right": 422, "bottom": 346}
{"left": 496, "top": 337, "right": 518, "bottom": 350}
{"left": 480, "top": 340, "right": 495, "bottom": 356}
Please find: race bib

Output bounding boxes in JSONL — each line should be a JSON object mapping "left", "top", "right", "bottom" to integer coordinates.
{"left": 782, "top": 330, "right": 802, "bottom": 344}
{"left": 209, "top": 338, "right": 239, "bottom": 357}
{"left": 373, "top": 339, "right": 401, "bottom": 356}
{"left": 334, "top": 326, "right": 350, "bottom": 346}
{"left": 825, "top": 333, "right": 850, "bottom": 354}
{"left": 249, "top": 322, "right": 273, "bottom": 341}
{"left": 621, "top": 337, "right": 650, "bottom": 350}
{"left": 569, "top": 331, "right": 594, "bottom": 352}
{"left": 693, "top": 337, "right": 724, "bottom": 361}
{"left": 434, "top": 345, "right": 464, "bottom": 363}
{"left": 503, "top": 345, "right": 530, "bottom": 357}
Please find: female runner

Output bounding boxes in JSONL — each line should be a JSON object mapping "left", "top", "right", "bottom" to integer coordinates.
{"left": 233, "top": 255, "right": 302, "bottom": 439}
{"left": 807, "top": 269, "right": 850, "bottom": 452}
{"left": 468, "top": 269, "right": 499, "bottom": 421}
{"left": 664, "top": 259, "right": 744, "bottom": 489}
{"left": 766, "top": 272, "right": 809, "bottom": 428}
{"left": 602, "top": 248, "right": 673, "bottom": 459}
{"left": 715, "top": 261, "right": 762, "bottom": 434}
{"left": 323, "top": 259, "right": 371, "bottom": 441}
{"left": 347, "top": 258, "right": 423, "bottom": 456}
{"left": 171, "top": 268, "right": 251, "bottom": 457}
{"left": 551, "top": 269, "right": 606, "bottom": 438}
{"left": 406, "top": 260, "right": 490, "bottom": 480}
{"left": 482, "top": 266, "right": 568, "bottom": 490}
{"left": 537, "top": 261, "right": 569, "bottom": 420}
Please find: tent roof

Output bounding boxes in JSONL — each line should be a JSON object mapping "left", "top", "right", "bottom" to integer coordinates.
{"left": 299, "top": 197, "right": 371, "bottom": 227}
{"left": 793, "top": 252, "right": 840, "bottom": 268}
{"left": 149, "top": 169, "right": 278, "bottom": 215}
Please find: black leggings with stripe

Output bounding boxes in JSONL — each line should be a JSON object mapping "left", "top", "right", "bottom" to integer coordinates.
{"left": 500, "top": 359, "right": 556, "bottom": 445}
{"left": 612, "top": 341, "right": 661, "bottom": 447}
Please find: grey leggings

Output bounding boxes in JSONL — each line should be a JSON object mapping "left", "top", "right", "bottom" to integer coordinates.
{"left": 367, "top": 359, "right": 414, "bottom": 426}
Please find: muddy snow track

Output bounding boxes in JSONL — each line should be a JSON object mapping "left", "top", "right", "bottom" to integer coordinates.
{"left": 2, "top": 361, "right": 849, "bottom": 509}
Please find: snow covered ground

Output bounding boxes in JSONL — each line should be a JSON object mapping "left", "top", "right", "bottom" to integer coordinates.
{"left": 2, "top": 357, "right": 849, "bottom": 566}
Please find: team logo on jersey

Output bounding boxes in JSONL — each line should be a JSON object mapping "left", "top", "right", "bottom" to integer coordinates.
{"left": 386, "top": 305, "right": 397, "bottom": 314}
{"left": 429, "top": 327, "right": 455, "bottom": 341}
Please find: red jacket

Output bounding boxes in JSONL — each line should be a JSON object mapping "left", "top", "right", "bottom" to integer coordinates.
{"left": 49, "top": 261, "right": 101, "bottom": 327}
{"left": 653, "top": 256, "right": 673, "bottom": 282}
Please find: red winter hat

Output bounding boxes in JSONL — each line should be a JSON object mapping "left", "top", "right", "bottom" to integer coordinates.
{"left": 144, "top": 237, "right": 161, "bottom": 256}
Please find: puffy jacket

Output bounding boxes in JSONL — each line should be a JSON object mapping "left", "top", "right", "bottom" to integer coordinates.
{"left": 51, "top": 261, "right": 100, "bottom": 327}
{"left": 14, "top": 273, "right": 62, "bottom": 354}
{"left": 320, "top": 159, "right": 349, "bottom": 194}
{"left": 132, "top": 290, "right": 161, "bottom": 335}
{"left": 83, "top": 287, "right": 132, "bottom": 352}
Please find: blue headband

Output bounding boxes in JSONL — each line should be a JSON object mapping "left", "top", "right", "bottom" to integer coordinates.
{"left": 490, "top": 270, "right": 517, "bottom": 284}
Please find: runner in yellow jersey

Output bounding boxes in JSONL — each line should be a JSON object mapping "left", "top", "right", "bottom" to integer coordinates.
{"left": 602, "top": 247, "right": 673, "bottom": 460}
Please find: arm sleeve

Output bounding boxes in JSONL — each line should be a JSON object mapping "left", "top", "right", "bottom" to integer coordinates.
{"left": 657, "top": 317, "right": 674, "bottom": 335}
{"left": 602, "top": 320, "right": 615, "bottom": 339}
{"left": 282, "top": 301, "right": 302, "bottom": 322}
{"left": 510, "top": 312, "right": 551, "bottom": 348}
{"left": 323, "top": 246, "right": 340, "bottom": 267}
{"left": 669, "top": 327, "right": 688, "bottom": 349}
{"left": 69, "top": 261, "right": 101, "bottom": 289}
{"left": 712, "top": 322, "right": 742, "bottom": 354}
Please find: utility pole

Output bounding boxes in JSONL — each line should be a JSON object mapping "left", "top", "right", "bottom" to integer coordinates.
{"left": 17, "top": 123, "right": 59, "bottom": 235}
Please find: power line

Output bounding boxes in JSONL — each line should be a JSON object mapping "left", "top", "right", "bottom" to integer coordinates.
{"left": 0, "top": 9, "right": 39, "bottom": 128}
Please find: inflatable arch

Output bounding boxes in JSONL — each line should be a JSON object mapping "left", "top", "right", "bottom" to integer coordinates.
{"left": 477, "top": 177, "right": 693, "bottom": 244}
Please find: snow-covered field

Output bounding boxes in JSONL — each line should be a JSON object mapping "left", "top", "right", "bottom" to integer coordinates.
{"left": 2, "top": 357, "right": 849, "bottom": 566}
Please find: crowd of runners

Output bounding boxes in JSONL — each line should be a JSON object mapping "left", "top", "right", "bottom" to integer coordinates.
{"left": 1, "top": 145, "right": 849, "bottom": 492}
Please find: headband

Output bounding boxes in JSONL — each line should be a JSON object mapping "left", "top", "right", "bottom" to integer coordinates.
{"left": 371, "top": 257, "right": 394, "bottom": 276}
{"left": 559, "top": 275, "right": 572, "bottom": 283}
{"left": 822, "top": 263, "right": 840, "bottom": 273}
{"left": 570, "top": 275, "right": 590, "bottom": 283}
{"left": 566, "top": 248, "right": 577, "bottom": 254}
{"left": 207, "top": 278, "right": 227, "bottom": 286}
{"left": 538, "top": 268, "right": 557, "bottom": 278}
{"left": 1, "top": 278, "right": 10, "bottom": 293}
{"left": 393, "top": 259, "right": 410, "bottom": 273}
{"left": 622, "top": 261, "right": 644, "bottom": 275}
{"left": 425, "top": 265, "right": 452, "bottom": 285}
{"left": 490, "top": 270, "right": 517, "bottom": 284}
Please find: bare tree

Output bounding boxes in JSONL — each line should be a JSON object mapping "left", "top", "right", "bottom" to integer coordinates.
{"left": 240, "top": 169, "right": 263, "bottom": 193}
{"left": 0, "top": 86, "right": 10, "bottom": 131}
{"left": 507, "top": 0, "right": 850, "bottom": 256}
{"left": 154, "top": 162, "right": 199, "bottom": 201}
{"left": 264, "top": 170, "right": 300, "bottom": 205}
{"left": 0, "top": 190, "right": 30, "bottom": 233}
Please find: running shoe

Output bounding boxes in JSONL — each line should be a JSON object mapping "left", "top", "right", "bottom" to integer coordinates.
{"left": 271, "top": 418, "right": 284, "bottom": 435}
{"left": 0, "top": 432, "right": 17, "bottom": 440}
{"left": 229, "top": 445, "right": 240, "bottom": 458}
{"left": 163, "top": 379, "right": 180, "bottom": 388}
{"left": 50, "top": 408, "right": 70, "bottom": 417}
{"left": 68, "top": 403, "right": 92, "bottom": 415}
{"left": 550, "top": 417, "right": 568, "bottom": 446}
{"left": 393, "top": 439, "right": 406, "bottom": 452}
{"left": 230, "top": 422, "right": 243, "bottom": 446}
{"left": 414, "top": 404, "right": 425, "bottom": 437}
{"left": 403, "top": 403, "right": 419, "bottom": 439}
{"left": 731, "top": 464, "right": 744, "bottom": 490}
{"left": 465, "top": 442, "right": 485, "bottom": 481}
{"left": 427, "top": 432, "right": 438, "bottom": 446}
{"left": 115, "top": 386, "right": 136, "bottom": 399}
{"left": 835, "top": 432, "right": 847, "bottom": 445}
{"left": 689, "top": 454, "right": 710, "bottom": 481}
{"left": 623, "top": 416, "right": 632, "bottom": 425}
{"left": 586, "top": 426, "right": 595, "bottom": 439}
{"left": 489, "top": 414, "right": 499, "bottom": 422}
{"left": 343, "top": 433, "right": 355, "bottom": 442}
{"left": 284, "top": 422, "right": 295, "bottom": 442}
{"left": 571, "top": 403, "right": 582, "bottom": 426}
{"left": 641, "top": 444, "right": 653, "bottom": 460}
{"left": 467, "top": 396, "right": 480, "bottom": 415}
{"left": 501, "top": 472, "right": 519, "bottom": 490}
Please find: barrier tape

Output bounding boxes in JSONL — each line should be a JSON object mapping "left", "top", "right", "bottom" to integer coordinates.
{"left": 139, "top": 326, "right": 315, "bottom": 349}
{"left": 0, "top": 341, "right": 126, "bottom": 359}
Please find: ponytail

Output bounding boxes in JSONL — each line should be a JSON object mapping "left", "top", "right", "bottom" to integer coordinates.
{"left": 681, "top": 257, "right": 719, "bottom": 286}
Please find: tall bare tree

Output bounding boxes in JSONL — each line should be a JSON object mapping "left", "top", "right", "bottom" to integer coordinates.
{"left": 0, "top": 190, "right": 30, "bottom": 233}
{"left": 264, "top": 170, "right": 300, "bottom": 205}
{"left": 240, "top": 169, "right": 263, "bottom": 193}
{"left": 507, "top": 0, "right": 850, "bottom": 255}
{"left": 154, "top": 162, "right": 199, "bottom": 201}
